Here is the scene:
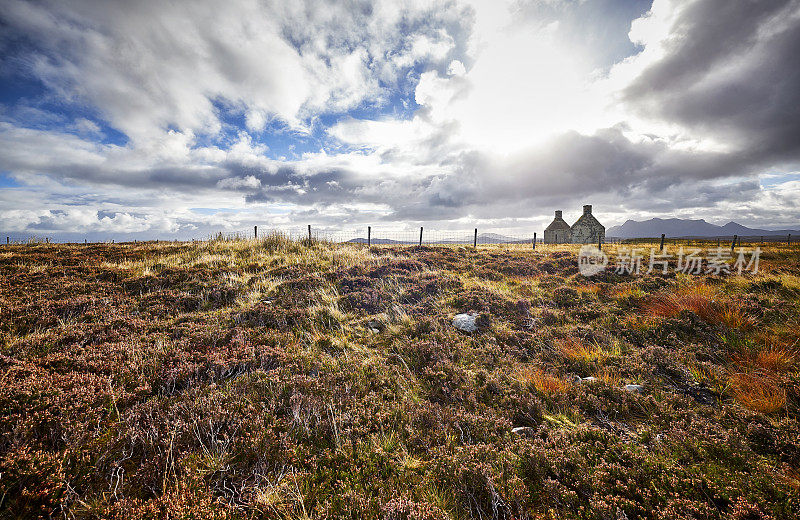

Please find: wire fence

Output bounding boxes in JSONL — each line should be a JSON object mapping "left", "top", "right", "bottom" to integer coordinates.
{"left": 211, "top": 227, "right": 539, "bottom": 246}
{"left": 196, "top": 227, "right": 797, "bottom": 248}
{"left": 1, "top": 227, "right": 796, "bottom": 247}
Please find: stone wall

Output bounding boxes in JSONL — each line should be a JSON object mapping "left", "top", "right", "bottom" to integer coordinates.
{"left": 570, "top": 205, "right": 605, "bottom": 244}
{"left": 544, "top": 210, "right": 572, "bottom": 244}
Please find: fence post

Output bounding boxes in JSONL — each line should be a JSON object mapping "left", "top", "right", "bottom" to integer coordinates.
{"left": 598, "top": 235, "right": 602, "bottom": 251}
{"left": 419, "top": 227, "right": 423, "bottom": 246}
{"left": 473, "top": 228, "right": 477, "bottom": 248}
{"left": 308, "top": 224, "right": 312, "bottom": 242}
{"left": 254, "top": 225, "right": 257, "bottom": 239}
{"left": 731, "top": 235, "right": 737, "bottom": 252}
{"left": 368, "top": 226, "right": 371, "bottom": 247}
{"left": 533, "top": 232, "right": 536, "bottom": 250}
{"left": 659, "top": 233, "right": 665, "bottom": 251}
{"left": 5, "top": 237, "right": 8, "bottom": 245}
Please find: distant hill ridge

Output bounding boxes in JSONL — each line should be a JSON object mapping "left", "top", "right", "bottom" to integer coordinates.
{"left": 607, "top": 218, "right": 800, "bottom": 238}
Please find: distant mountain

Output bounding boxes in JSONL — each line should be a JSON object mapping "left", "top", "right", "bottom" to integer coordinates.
{"left": 607, "top": 218, "right": 800, "bottom": 238}
{"left": 347, "top": 237, "right": 406, "bottom": 244}
{"left": 439, "top": 232, "right": 524, "bottom": 244}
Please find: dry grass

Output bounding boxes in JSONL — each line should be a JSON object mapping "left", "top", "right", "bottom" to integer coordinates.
{"left": 576, "top": 284, "right": 602, "bottom": 296}
{"left": 737, "top": 338, "right": 800, "bottom": 374}
{"left": 688, "top": 362, "right": 729, "bottom": 396}
{"left": 104, "top": 233, "right": 387, "bottom": 277}
{"left": 717, "top": 305, "right": 756, "bottom": 330}
{"left": 556, "top": 336, "right": 618, "bottom": 363}
{"left": 513, "top": 366, "right": 568, "bottom": 395}
{"left": 596, "top": 366, "right": 622, "bottom": 386}
{"left": 644, "top": 283, "right": 754, "bottom": 329}
{"left": 644, "top": 284, "right": 718, "bottom": 320}
{"left": 612, "top": 286, "right": 646, "bottom": 300}
{"left": 780, "top": 467, "right": 800, "bottom": 492}
{"left": 727, "top": 372, "right": 787, "bottom": 414}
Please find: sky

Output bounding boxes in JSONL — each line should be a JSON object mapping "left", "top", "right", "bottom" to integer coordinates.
{"left": 1, "top": 0, "right": 799, "bottom": 241}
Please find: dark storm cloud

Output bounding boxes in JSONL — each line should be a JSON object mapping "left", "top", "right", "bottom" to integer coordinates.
{"left": 624, "top": 0, "right": 800, "bottom": 161}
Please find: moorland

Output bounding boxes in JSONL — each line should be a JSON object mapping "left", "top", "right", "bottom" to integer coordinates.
{"left": 1, "top": 236, "right": 799, "bottom": 519}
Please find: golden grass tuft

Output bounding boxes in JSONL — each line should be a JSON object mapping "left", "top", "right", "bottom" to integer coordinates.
{"left": 717, "top": 305, "right": 755, "bottom": 330}
{"left": 643, "top": 283, "right": 754, "bottom": 330}
{"left": 758, "top": 346, "right": 799, "bottom": 373}
{"left": 556, "top": 336, "right": 614, "bottom": 363}
{"left": 513, "top": 366, "right": 568, "bottom": 395}
{"left": 644, "top": 284, "right": 717, "bottom": 320}
{"left": 688, "top": 362, "right": 729, "bottom": 396}
{"left": 596, "top": 366, "right": 621, "bottom": 386}
{"left": 728, "top": 372, "right": 786, "bottom": 414}
{"left": 613, "top": 286, "right": 646, "bottom": 300}
{"left": 729, "top": 335, "right": 798, "bottom": 378}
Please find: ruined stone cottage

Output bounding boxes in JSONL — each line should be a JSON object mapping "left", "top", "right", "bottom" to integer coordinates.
{"left": 543, "top": 210, "right": 572, "bottom": 244}
{"left": 544, "top": 205, "right": 605, "bottom": 244}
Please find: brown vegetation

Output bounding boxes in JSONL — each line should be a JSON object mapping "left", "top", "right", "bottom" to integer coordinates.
{"left": 1, "top": 238, "right": 799, "bottom": 518}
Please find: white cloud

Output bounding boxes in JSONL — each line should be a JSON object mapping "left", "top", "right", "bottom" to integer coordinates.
{"left": 1, "top": 0, "right": 468, "bottom": 145}
{"left": 217, "top": 175, "right": 261, "bottom": 190}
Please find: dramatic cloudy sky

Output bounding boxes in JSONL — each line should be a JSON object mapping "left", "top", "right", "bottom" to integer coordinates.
{"left": 1, "top": 0, "right": 799, "bottom": 240}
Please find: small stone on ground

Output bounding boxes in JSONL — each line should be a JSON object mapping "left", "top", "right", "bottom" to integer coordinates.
{"left": 453, "top": 313, "right": 478, "bottom": 332}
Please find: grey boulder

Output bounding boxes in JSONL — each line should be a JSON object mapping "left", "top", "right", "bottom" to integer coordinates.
{"left": 453, "top": 313, "right": 478, "bottom": 332}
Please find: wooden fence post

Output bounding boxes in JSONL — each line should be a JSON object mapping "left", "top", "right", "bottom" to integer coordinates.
{"left": 598, "top": 235, "right": 602, "bottom": 251}
{"left": 731, "top": 235, "right": 737, "bottom": 251}
{"left": 368, "top": 226, "right": 371, "bottom": 247}
{"left": 254, "top": 225, "right": 258, "bottom": 239}
{"left": 419, "top": 227, "right": 423, "bottom": 246}
{"left": 533, "top": 232, "right": 536, "bottom": 250}
{"left": 308, "top": 224, "right": 312, "bottom": 242}
{"left": 659, "top": 233, "right": 665, "bottom": 251}
{"left": 473, "top": 228, "right": 477, "bottom": 248}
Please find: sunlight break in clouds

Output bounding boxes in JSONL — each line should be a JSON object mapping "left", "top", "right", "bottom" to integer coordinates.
{"left": 0, "top": 0, "right": 799, "bottom": 240}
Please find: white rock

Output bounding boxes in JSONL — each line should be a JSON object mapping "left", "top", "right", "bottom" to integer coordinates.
{"left": 574, "top": 376, "right": 598, "bottom": 383}
{"left": 624, "top": 384, "right": 644, "bottom": 393}
{"left": 453, "top": 313, "right": 478, "bottom": 332}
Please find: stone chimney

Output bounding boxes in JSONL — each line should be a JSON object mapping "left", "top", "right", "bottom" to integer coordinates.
{"left": 555, "top": 210, "right": 562, "bottom": 218}
{"left": 583, "top": 205, "right": 592, "bottom": 215}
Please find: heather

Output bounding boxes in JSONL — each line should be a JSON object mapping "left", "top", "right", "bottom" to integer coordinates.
{"left": 1, "top": 238, "right": 799, "bottom": 519}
